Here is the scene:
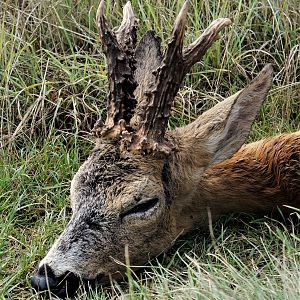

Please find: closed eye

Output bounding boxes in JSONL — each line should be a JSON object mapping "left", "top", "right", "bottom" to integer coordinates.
{"left": 120, "top": 197, "right": 160, "bottom": 219}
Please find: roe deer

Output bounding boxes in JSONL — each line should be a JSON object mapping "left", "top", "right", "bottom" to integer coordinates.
{"left": 31, "top": 0, "right": 300, "bottom": 298}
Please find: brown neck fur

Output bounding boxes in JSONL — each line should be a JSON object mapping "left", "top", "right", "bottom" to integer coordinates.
{"left": 170, "top": 132, "right": 300, "bottom": 234}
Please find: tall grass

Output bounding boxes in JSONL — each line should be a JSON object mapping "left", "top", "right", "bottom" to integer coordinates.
{"left": 0, "top": 0, "right": 299, "bottom": 299}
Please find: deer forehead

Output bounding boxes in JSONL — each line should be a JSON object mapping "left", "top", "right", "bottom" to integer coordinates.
{"left": 70, "top": 143, "right": 166, "bottom": 210}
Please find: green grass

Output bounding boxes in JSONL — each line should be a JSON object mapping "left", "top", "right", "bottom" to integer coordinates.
{"left": 0, "top": 0, "right": 299, "bottom": 299}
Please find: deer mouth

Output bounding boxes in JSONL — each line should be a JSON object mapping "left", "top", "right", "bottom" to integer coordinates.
{"left": 31, "top": 264, "right": 110, "bottom": 298}
{"left": 32, "top": 262, "right": 121, "bottom": 298}
{"left": 31, "top": 264, "right": 80, "bottom": 298}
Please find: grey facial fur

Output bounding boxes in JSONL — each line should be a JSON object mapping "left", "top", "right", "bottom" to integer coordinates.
{"left": 40, "top": 142, "right": 175, "bottom": 280}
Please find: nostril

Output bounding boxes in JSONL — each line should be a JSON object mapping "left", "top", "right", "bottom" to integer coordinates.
{"left": 31, "top": 264, "right": 80, "bottom": 298}
{"left": 31, "top": 264, "right": 57, "bottom": 291}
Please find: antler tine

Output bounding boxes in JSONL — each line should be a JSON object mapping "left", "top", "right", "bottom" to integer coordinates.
{"left": 115, "top": 1, "right": 138, "bottom": 49}
{"left": 93, "top": 0, "right": 138, "bottom": 139}
{"left": 96, "top": 0, "right": 110, "bottom": 43}
{"left": 168, "top": 0, "right": 190, "bottom": 54}
{"left": 183, "top": 18, "right": 232, "bottom": 68}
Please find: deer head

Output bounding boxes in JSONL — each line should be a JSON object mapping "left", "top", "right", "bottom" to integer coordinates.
{"left": 31, "top": 0, "right": 273, "bottom": 298}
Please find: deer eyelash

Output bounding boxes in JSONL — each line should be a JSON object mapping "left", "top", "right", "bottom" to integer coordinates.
{"left": 119, "top": 197, "right": 160, "bottom": 219}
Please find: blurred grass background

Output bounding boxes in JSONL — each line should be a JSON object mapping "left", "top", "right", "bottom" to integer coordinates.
{"left": 0, "top": 0, "right": 299, "bottom": 299}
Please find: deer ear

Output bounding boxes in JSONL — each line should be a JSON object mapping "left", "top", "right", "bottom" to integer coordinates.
{"left": 173, "top": 64, "right": 273, "bottom": 168}
{"left": 207, "top": 64, "right": 273, "bottom": 165}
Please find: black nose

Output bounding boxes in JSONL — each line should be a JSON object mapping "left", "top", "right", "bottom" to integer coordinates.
{"left": 31, "top": 264, "right": 79, "bottom": 298}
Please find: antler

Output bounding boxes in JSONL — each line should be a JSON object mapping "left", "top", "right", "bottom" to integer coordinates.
{"left": 93, "top": 0, "right": 138, "bottom": 139}
{"left": 94, "top": 0, "right": 231, "bottom": 155}
{"left": 128, "top": 1, "right": 231, "bottom": 154}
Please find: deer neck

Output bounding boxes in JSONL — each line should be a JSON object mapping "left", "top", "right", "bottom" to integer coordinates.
{"left": 170, "top": 133, "right": 300, "bottom": 234}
